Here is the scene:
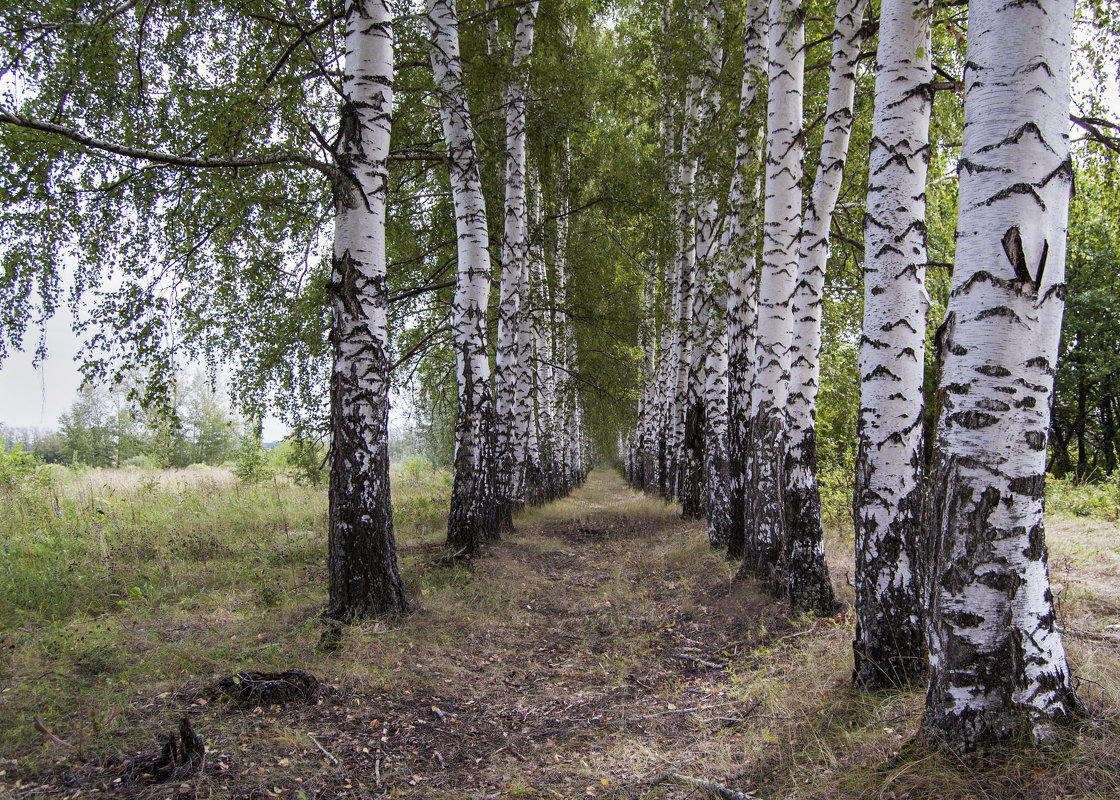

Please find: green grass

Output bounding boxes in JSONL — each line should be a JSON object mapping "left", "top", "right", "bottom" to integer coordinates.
{"left": 0, "top": 461, "right": 452, "bottom": 760}
{"left": 1047, "top": 474, "right": 1120, "bottom": 520}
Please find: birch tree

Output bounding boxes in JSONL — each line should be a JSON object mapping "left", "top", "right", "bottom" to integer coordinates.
{"left": 495, "top": 0, "right": 540, "bottom": 528}
{"left": 326, "top": 0, "right": 409, "bottom": 619}
{"left": 851, "top": 0, "right": 932, "bottom": 687}
{"left": 922, "top": 0, "right": 1082, "bottom": 750}
{"left": 724, "top": 0, "right": 768, "bottom": 561}
{"left": 739, "top": 0, "right": 805, "bottom": 586}
{"left": 427, "top": 0, "right": 500, "bottom": 557}
{"left": 783, "top": 0, "right": 868, "bottom": 613}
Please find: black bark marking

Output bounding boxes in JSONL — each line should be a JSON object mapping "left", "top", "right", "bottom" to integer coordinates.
{"left": 949, "top": 410, "right": 1000, "bottom": 429}
{"left": 1002, "top": 226, "right": 1032, "bottom": 284}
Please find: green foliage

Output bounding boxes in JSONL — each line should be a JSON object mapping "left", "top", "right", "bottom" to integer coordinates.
{"left": 234, "top": 426, "right": 272, "bottom": 483}
{"left": 270, "top": 432, "right": 328, "bottom": 486}
{"left": 1046, "top": 474, "right": 1120, "bottom": 520}
{"left": 1051, "top": 146, "right": 1120, "bottom": 479}
{"left": 0, "top": 442, "right": 39, "bottom": 491}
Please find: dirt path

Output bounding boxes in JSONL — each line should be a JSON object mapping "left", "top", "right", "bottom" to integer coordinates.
{"left": 12, "top": 470, "right": 1120, "bottom": 800}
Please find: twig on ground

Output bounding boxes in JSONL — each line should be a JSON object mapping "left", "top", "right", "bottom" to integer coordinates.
{"left": 709, "top": 701, "right": 763, "bottom": 727}
{"left": 628, "top": 701, "right": 737, "bottom": 721}
{"left": 307, "top": 733, "right": 339, "bottom": 765}
{"left": 675, "top": 652, "right": 726, "bottom": 669}
{"left": 650, "top": 770, "right": 755, "bottom": 799}
{"left": 33, "top": 717, "right": 73, "bottom": 748}
{"left": 778, "top": 625, "right": 818, "bottom": 641}
{"left": 626, "top": 675, "right": 654, "bottom": 691}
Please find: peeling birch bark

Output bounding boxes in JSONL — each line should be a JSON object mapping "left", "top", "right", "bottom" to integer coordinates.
{"left": 921, "top": 0, "right": 1081, "bottom": 751}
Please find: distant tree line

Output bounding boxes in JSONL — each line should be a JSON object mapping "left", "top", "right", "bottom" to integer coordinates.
{"left": 1, "top": 371, "right": 241, "bottom": 468}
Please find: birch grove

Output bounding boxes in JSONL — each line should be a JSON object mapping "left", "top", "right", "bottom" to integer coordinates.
{"left": 6, "top": 0, "right": 1118, "bottom": 765}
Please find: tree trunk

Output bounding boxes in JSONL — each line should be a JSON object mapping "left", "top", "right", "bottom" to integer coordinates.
{"left": 784, "top": 0, "right": 867, "bottom": 614}
{"left": 326, "top": 0, "right": 407, "bottom": 620}
{"left": 922, "top": 0, "right": 1081, "bottom": 751}
{"left": 851, "top": 0, "right": 931, "bottom": 688}
{"left": 494, "top": 0, "right": 540, "bottom": 529}
{"left": 427, "top": 0, "right": 499, "bottom": 557}
{"left": 725, "top": 0, "right": 768, "bottom": 562}
{"left": 738, "top": 0, "right": 804, "bottom": 589}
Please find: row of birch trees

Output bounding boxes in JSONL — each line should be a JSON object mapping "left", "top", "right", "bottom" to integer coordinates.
{"left": 0, "top": 0, "right": 599, "bottom": 619}
{"left": 625, "top": 0, "right": 1087, "bottom": 751}
{"left": 3, "top": 0, "right": 1118, "bottom": 755}
{"left": 330, "top": 0, "right": 593, "bottom": 617}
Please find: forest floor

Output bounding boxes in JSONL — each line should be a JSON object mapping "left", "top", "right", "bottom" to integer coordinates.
{"left": 3, "top": 469, "right": 1120, "bottom": 799}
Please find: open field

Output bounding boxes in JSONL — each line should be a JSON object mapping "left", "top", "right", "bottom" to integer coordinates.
{"left": 1, "top": 467, "right": 1119, "bottom": 799}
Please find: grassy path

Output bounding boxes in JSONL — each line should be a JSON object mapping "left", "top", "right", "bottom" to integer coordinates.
{"left": 4, "top": 469, "right": 1120, "bottom": 799}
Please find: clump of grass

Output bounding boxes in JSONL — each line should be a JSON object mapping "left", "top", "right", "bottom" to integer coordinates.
{"left": 1047, "top": 474, "right": 1119, "bottom": 520}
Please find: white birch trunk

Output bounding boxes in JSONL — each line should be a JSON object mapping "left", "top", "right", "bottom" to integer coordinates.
{"left": 922, "top": 0, "right": 1081, "bottom": 750}
{"left": 670, "top": 77, "right": 699, "bottom": 504}
{"left": 725, "top": 0, "right": 768, "bottom": 561}
{"left": 851, "top": 0, "right": 932, "bottom": 686}
{"left": 739, "top": 0, "right": 804, "bottom": 587}
{"left": 784, "top": 0, "right": 867, "bottom": 613}
{"left": 682, "top": 0, "right": 725, "bottom": 523}
{"left": 427, "top": 0, "right": 499, "bottom": 556}
{"left": 494, "top": 0, "right": 540, "bottom": 527}
{"left": 326, "top": 0, "right": 407, "bottom": 619}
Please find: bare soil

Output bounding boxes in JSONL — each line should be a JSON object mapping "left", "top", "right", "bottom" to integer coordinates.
{"left": 4, "top": 471, "right": 1120, "bottom": 800}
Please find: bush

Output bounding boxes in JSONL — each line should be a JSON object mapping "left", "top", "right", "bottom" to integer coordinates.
{"left": 234, "top": 432, "right": 272, "bottom": 483}
{"left": 1047, "top": 474, "right": 1119, "bottom": 520}
{"left": 0, "top": 444, "right": 39, "bottom": 492}
{"left": 123, "top": 454, "right": 161, "bottom": 470}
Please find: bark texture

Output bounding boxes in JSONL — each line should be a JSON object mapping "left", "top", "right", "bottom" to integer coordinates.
{"left": 739, "top": 0, "right": 804, "bottom": 589}
{"left": 921, "top": 0, "right": 1081, "bottom": 751}
{"left": 725, "top": 0, "right": 767, "bottom": 562}
{"left": 326, "top": 0, "right": 407, "bottom": 620}
{"left": 494, "top": 0, "right": 540, "bottom": 529}
{"left": 851, "top": 0, "right": 931, "bottom": 687}
{"left": 784, "top": 0, "right": 867, "bottom": 614}
{"left": 428, "top": 0, "right": 499, "bottom": 557}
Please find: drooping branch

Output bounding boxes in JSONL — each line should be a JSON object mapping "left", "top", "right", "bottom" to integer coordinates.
{"left": 0, "top": 106, "right": 351, "bottom": 186}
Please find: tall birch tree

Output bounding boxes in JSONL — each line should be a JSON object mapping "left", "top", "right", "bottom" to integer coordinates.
{"left": 739, "top": 0, "right": 804, "bottom": 586}
{"left": 495, "top": 0, "right": 540, "bottom": 528}
{"left": 326, "top": 0, "right": 409, "bottom": 619}
{"left": 922, "top": 0, "right": 1082, "bottom": 750}
{"left": 851, "top": 0, "right": 932, "bottom": 687}
{"left": 427, "top": 0, "right": 500, "bottom": 557}
{"left": 783, "top": 0, "right": 868, "bottom": 613}
{"left": 725, "top": 0, "right": 768, "bottom": 561}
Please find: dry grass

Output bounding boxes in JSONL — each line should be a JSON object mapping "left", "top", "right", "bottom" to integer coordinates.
{"left": 1, "top": 470, "right": 1118, "bottom": 799}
